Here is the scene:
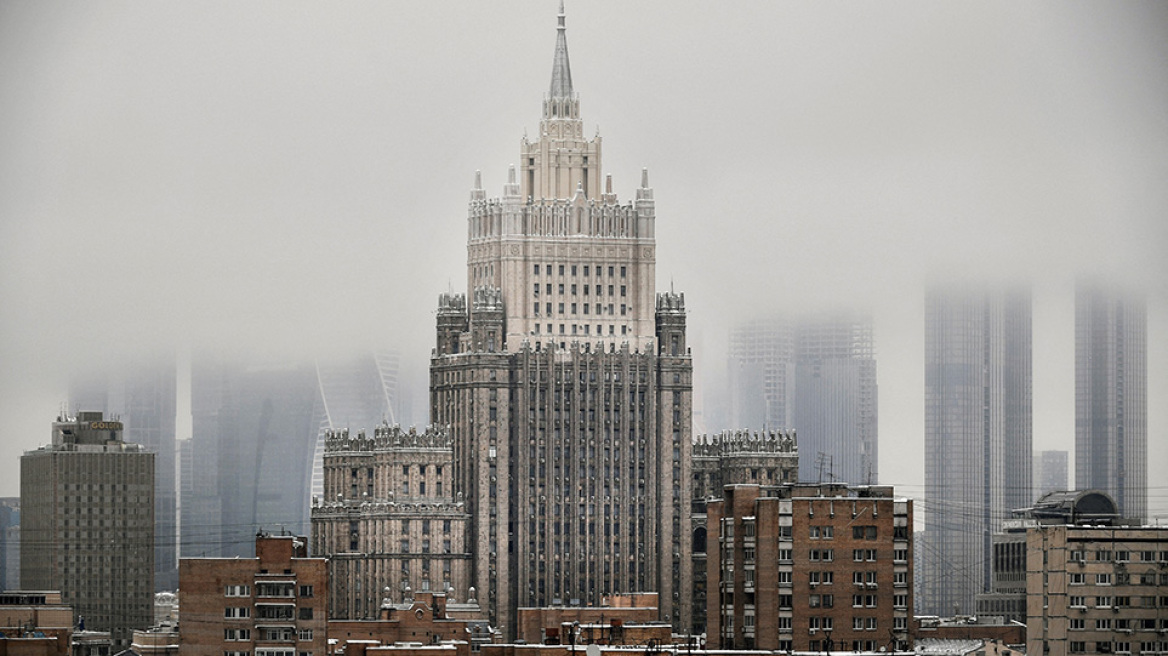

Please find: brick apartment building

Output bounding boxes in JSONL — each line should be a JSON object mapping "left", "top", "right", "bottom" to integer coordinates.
{"left": 179, "top": 534, "right": 328, "bottom": 656}
{"left": 706, "top": 483, "right": 913, "bottom": 652}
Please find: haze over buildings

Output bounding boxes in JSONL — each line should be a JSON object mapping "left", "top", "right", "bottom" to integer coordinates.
{"left": 1, "top": 0, "right": 1167, "bottom": 568}
{"left": 729, "top": 312, "right": 878, "bottom": 485}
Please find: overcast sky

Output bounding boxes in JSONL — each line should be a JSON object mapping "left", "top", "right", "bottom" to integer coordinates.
{"left": 1, "top": 2, "right": 1165, "bottom": 520}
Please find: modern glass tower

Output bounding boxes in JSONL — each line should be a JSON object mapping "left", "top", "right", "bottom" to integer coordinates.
{"left": 1075, "top": 281, "right": 1147, "bottom": 521}
{"left": 922, "top": 285, "right": 1031, "bottom": 616}
{"left": 728, "top": 312, "right": 878, "bottom": 485}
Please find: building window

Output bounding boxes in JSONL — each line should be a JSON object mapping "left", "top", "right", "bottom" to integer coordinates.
{"left": 299, "top": 585, "right": 313, "bottom": 598}
{"left": 299, "top": 607, "right": 313, "bottom": 620}
{"left": 852, "top": 526, "right": 877, "bottom": 540}
{"left": 224, "top": 629, "right": 251, "bottom": 641}
{"left": 298, "top": 629, "right": 313, "bottom": 641}
{"left": 225, "top": 585, "right": 251, "bottom": 597}
{"left": 224, "top": 607, "right": 250, "bottom": 618}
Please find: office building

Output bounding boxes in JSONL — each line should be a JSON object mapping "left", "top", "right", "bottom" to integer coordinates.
{"left": 728, "top": 312, "right": 877, "bottom": 485}
{"left": 178, "top": 534, "right": 327, "bottom": 656}
{"left": 181, "top": 355, "right": 318, "bottom": 558}
{"left": 311, "top": 425, "right": 472, "bottom": 620}
{"left": 1026, "top": 522, "right": 1168, "bottom": 656}
{"left": 428, "top": 5, "right": 692, "bottom": 637}
{"left": 706, "top": 483, "right": 913, "bottom": 652}
{"left": 21, "top": 412, "right": 155, "bottom": 647}
{"left": 922, "top": 285, "right": 1031, "bottom": 616}
{"left": 1034, "top": 450, "right": 1068, "bottom": 501}
{"left": 69, "top": 359, "right": 179, "bottom": 591}
{"left": 1075, "top": 281, "right": 1147, "bottom": 521}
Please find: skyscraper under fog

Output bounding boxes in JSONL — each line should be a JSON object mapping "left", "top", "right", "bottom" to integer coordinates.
{"left": 429, "top": 5, "right": 692, "bottom": 637}
{"left": 1075, "top": 281, "right": 1147, "bottom": 521}
{"left": 728, "top": 312, "right": 877, "bottom": 484}
{"left": 922, "top": 285, "right": 1031, "bottom": 616}
{"left": 181, "top": 355, "right": 318, "bottom": 558}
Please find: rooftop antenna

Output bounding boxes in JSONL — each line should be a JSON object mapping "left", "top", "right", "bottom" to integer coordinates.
{"left": 815, "top": 452, "right": 834, "bottom": 485}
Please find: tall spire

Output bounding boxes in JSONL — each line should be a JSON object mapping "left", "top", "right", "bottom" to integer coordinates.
{"left": 549, "top": 0, "right": 573, "bottom": 99}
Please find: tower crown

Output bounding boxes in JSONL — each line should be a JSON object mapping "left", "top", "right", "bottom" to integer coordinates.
{"left": 548, "top": 1, "right": 573, "bottom": 101}
{"left": 541, "top": 1, "right": 581, "bottom": 126}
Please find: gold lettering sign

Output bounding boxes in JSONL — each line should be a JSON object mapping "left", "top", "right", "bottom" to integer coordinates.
{"left": 88, "top": 421, "right": 123, "bottom": 430}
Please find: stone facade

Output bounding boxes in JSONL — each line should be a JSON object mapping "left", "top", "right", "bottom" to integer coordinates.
{"left": 706, "top": 483, "right": 913, "bottom": 652}
{"left": 692, "top": 430, "right": 799, "bottom": 501}
{"left": 429, "top": 7, "right": 692, "bottom": 639}
{"left": 311, "top": 426, "right": 471, "bottom": 620}
{"left": 20, "top": 412, "right": 154, "bottom": 648}
{"left": 178, "top": 535, "right": 328, "bottom": 656}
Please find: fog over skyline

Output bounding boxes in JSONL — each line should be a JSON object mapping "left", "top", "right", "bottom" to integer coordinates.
{"left": 2, "top": 2, "right": 1166, "bottom": 520}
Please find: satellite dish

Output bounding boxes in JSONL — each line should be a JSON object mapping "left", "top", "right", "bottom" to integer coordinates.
{"left": 586, "top": 645, "right": 601, "bottom": 656}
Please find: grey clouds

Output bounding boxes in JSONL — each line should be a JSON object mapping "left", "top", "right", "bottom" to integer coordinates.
{"left": 1, "top": 2, "right": 1166, "bottom": 517}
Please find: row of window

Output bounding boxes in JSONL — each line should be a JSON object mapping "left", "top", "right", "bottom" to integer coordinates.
{"left": 534, "top": 264, "right": 627, "bottom": 278}
{"left": 1070, "top": 572, "right": 1167, "bottom": 586}
{"left": 534, "top": 282, "right": 626, "bottom": 297}
{"left": 1069, "top": 618, "right": 1162, "bottom": 631}
{"left": 533, "top": 302, "right": 628, "bottom": 317}
{"left": 224, "top": 628, "right": 314, "bottom": 641}
{"left": 224, "top": 585, "right": 313, "bottom": 598}
{"left": 533, "top": 322, "right": 630, "bottom": 337}
{"left": 743, "top": 615, "right": 908, "bottom": 632}
{"left": 1070, "top": 549, "right": 1168, "bottom": 563}
{"left": 1066, "top": 595, "right": 1165, "bottom": 608}
{"left": 1069, "top": 641, "right": 1168, "bottom": 654}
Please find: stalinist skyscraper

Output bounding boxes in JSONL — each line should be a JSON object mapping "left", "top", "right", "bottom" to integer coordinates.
{"left": 430, "top": 4, "right": 693, "bottom": 638}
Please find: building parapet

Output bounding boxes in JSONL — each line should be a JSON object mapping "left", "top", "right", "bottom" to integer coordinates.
{"left": 692, "top": 430, "right": 797, "bottom": 457}
{"left": 324, "top": 426, "right": 452, "bottom": 453}
{"left": 468, "top": 199, "right": 646, "bottom": 240}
